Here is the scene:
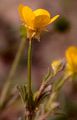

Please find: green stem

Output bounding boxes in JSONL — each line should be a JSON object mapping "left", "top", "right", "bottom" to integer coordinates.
{"left": 0, "top": 38, "right": 26, "bottom": 109}
{"left": 27, "top": 40, "right": 32, "bottom": 98}
{"left": 27, "top": 39, "right": 33, "bottom": 120}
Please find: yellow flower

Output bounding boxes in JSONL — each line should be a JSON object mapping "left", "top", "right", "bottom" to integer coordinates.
{"left": 18, "top": 4, "right": 60, "bottom": 39}
{"left": 65, "top": 46, "right": 77, "bottom": 74}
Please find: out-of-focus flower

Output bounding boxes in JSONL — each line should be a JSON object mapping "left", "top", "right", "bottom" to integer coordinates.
{"left": 18, "top": 4, "right": 59, "bottom": 39}
{"left": 65, "top": 46, "right": 77, "bottom": 75}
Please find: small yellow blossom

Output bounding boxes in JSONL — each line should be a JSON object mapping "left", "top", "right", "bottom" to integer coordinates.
{"left": 18, "top": 4, "right": 60, "bottom": 39}
{"left": 65, "top": 46, "right": 77, "bottom": 74}
{"left": 51, "top": 60, "right": 63, "bottom": 74}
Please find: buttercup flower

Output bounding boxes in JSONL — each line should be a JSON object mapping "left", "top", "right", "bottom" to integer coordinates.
{"left": 65, "top": 46, "right": 77, "bottom": 74}
{"left": 18, "top": 4, "right": 60, "bottom": 39}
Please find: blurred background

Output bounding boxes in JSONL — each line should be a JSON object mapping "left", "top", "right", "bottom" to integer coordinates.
{"left": 0, "top": 0, "right": 77, "bottom": 120}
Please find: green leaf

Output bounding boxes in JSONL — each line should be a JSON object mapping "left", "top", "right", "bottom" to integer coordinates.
{"left": 42, "top": 68, "right": 51, "bottom": 82}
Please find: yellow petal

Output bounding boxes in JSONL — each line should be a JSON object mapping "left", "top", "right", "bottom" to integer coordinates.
{"left": 49, "top": 15, "right": 60, "bottom": 24}
{"left": 66, "top": 46, "right": 77, "bottom": 65}
{"left": 65, "top": 46, "right": 77, "bottom": 73}
{"left": 22, "top": 6, "right": 35, "bottom": 28}
{"left": 34, "top": 9, "right": 50, "bottom": 18}
{"left": 18, "top": 4, "right": 24, "bottom": 20}
{"left": 33, "top": 9, "right": 51, "bottom": 28}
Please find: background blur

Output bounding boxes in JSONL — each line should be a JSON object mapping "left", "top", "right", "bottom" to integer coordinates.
{"left": 0, "top": 0, "right": 77, "bottom": 120}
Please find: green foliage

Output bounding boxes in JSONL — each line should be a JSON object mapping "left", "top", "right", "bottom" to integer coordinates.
{"left": 17, "top": 85, "right": 28, "bottom": 103}
{"left": 54, "top": 17, "right": 70, "bottom": 33}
